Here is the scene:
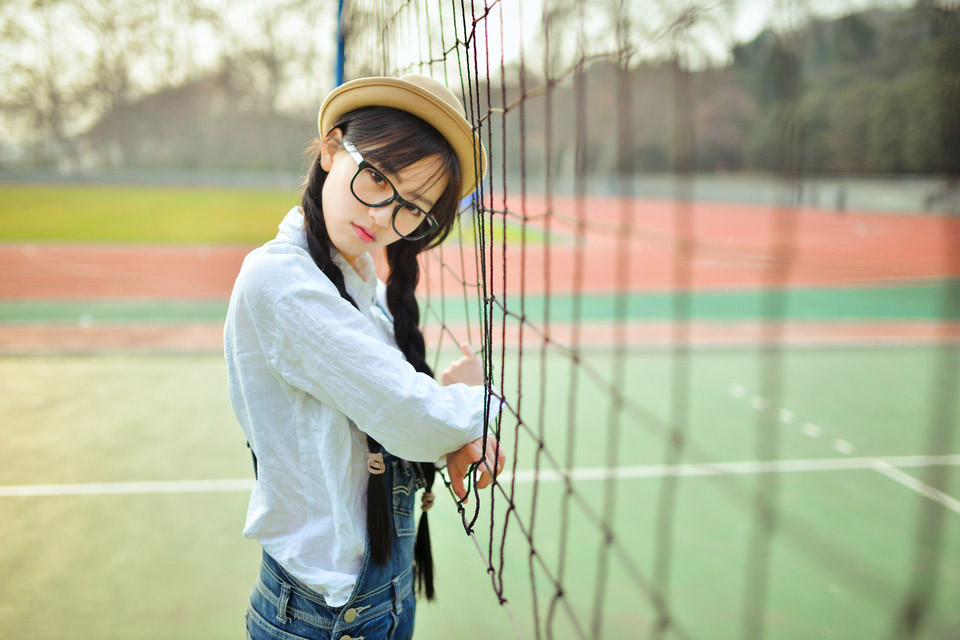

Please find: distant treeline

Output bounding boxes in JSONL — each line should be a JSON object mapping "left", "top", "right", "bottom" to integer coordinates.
{"left": 730, "top": 5, "right": 957, "bottom": 175}
{"left": 8, "top": 4, "right": 957, "bottom": 177}
{"left": 476, "top": 5, "right": 959, "bottom": 180}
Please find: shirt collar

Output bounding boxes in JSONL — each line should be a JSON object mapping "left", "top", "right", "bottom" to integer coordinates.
{"left": 279, "top": 206, "right": 378, "bottom": 308}
{"left": 331, "top": 246, "right": 377, "bottom": 308}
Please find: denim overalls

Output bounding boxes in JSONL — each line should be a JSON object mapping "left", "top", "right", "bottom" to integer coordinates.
{"left": 245, "top": 450, "right": 425, "bottom": 640}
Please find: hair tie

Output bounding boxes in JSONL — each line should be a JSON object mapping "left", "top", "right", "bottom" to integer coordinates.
{"left": 367, "top": 453, "right": 386, "bottom": 475}
{"left": 421, "top": 492, "right": 435, "bottom": 511}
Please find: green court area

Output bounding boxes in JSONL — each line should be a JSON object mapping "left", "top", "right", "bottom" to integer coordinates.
{"left": 1, "top": 280, "right": 956, "bottom": 325}
{"left": 0, "top": 346, "right": 957, "bottom": 639}
{"left": 0, "top": 183, "right": 537, "bottom": 245}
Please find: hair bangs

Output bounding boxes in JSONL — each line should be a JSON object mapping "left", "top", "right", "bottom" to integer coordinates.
{"left": 332, "top": 106, "right": 463, "bottom": 225}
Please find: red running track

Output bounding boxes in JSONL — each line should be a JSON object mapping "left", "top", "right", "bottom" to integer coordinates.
{"left": 1, "top": 197, "right": 958, "bottom": 300}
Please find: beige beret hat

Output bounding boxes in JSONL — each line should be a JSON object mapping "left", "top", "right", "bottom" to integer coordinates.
{"left": 317, "top": 74, "right": 487, "bottom": 200}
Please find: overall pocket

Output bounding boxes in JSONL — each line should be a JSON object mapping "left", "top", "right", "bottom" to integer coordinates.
{"left": 247, "top": 554, "right": 339, "bottom": 640}
{"left": 390, "top": 459, "right": 417, "bottom": 537}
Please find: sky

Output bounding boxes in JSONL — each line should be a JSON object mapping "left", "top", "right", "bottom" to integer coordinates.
{"left": 373, "top": 0, "right": 919, "bottom": 81}
{"left": 0, "top": 0, "right": 922, "bottom": 148}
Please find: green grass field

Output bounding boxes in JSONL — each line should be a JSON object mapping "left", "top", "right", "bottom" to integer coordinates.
{"left": 0, "top": 183, "right": 539, "bottom": 245}
{"left": 1, "top": 346, "right": 957, "bottom": 639}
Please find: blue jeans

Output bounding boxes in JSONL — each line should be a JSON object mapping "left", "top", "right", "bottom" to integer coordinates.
{"left": 246, "top": 453, "right": 423, "bottom": 640}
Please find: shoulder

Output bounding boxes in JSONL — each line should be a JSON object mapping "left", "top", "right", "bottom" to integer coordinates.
{"left": 236, "top": 244, "right": 339, "bottom": 311}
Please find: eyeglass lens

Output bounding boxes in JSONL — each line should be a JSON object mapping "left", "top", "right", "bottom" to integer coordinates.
{"left": 352, "top": 167, "right": 435, "bottom": 239}
{"left": 352, "top": 167, "right": 395, "bottom": 207}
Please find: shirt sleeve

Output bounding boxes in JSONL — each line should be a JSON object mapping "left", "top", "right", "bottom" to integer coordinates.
{"left": 431, "top": 383, "right": 503, "bottom": 469}
{"left": 246, "top": 252, "right": 501, "bottom": 464}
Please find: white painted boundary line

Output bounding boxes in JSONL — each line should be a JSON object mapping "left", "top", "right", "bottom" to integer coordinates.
{"left": 872, "top": 460, "right": 960, "bottom": 515}
{"left": 1, "top": 455, "right": 958, "bottom": 498}
{"left": 0, "top": 479, "right": 254, "bottom": 497}
{"left": 725, "top": 382, "right": 960, "bottom": 513}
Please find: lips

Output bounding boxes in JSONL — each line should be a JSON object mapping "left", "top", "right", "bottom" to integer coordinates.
{"left": 352, "top": 223, "right": 376, "bottom": 242}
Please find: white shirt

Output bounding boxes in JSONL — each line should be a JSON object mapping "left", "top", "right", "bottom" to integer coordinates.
{"left": 224, "top": 206, "right": 499, "bottom": 606}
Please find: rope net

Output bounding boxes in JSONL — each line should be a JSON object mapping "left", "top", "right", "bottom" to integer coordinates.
{"left": 343, "top": 1, "right": 959, "bottom": 638}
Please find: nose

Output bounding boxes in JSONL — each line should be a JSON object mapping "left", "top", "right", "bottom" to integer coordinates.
{"left": 368, "top": 204, "right": 394, "bottom": 230}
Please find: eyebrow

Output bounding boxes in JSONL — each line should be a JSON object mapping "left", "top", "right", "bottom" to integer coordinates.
{"left": 389, "top": 176, "right": 435, "bottom": 211}
{"left": 366, "top": 156, "right": 437, "bottom": 211}
{"left": 407, "top": 193, "right": 435, "bottom": 211}
{"left": 404, "top": 168, "right": 448, "bottom": 211}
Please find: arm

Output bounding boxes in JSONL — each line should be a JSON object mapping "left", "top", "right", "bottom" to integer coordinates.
{"left": 248, "top": 254, "right": 499, "bottom": 463}
{"left": 438, "top": 342, "right": 507, "bottom": 498}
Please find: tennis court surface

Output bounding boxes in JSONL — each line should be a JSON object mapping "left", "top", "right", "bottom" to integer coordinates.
{"left": 1, "top": 343, "right": 958, "bottom": 638}
{"left": 2, "top": 191, "right": 959, "bottom": 636}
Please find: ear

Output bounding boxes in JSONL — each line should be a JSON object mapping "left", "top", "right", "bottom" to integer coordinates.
{"left": 319, "top": 128, "right": 344, "bottom": 172}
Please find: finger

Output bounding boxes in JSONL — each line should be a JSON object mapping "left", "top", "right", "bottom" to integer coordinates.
{"left": 460, "top": 462, "right": 474, "bottom": 503}
{"left": 478, "top": 451, "right": 498, "bottom": 478}
{"left": 475, "top": 463, "right": 493, "bottom": 490}
{"left": 460, "top": 342, "right": 474, "bottom": 358}
{"left": 490, "top": 449, "right": 505, "bottom": 477}
{"left": 449, "top": 463, "right": 467, "bottom": 500}
{"left": 485, "top": 440, "right": 504, "bottom": 476}
{"left": 477, "top": 445, "right": 498, "bottom": 487}
{"left": 464, "top": 440, "right": 484, "bottom": 463}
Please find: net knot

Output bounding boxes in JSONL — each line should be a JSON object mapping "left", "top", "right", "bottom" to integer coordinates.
{"left": 367, "top": 453, "right": 386, "bottom": 475}
{"left": 421, "top": 492, "right": 436, "bottom": 511}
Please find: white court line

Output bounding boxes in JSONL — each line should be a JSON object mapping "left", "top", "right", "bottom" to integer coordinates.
{"left": 872, "top": 460, "right": 960, "bottom": 515}
{"left": 0, "top": 479, "right": 254, "bottom": 497}
{"left": 2, "top": 455, "right": 959, "bottom": 497}
{"left": 832, "top": 439, "right": 855, "bottom": 455}
{"left": 803, "top": 423, "right": 822, "bottom": 438}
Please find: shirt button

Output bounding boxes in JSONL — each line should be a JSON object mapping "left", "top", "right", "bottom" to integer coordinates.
{"left": 341, "top": 636, "right": 353, "bottom": 640}
{"left": 344, "top": 608, "right": 358, "bottom": 623}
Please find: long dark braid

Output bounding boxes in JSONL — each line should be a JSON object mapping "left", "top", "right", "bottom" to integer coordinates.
{"left": 386, "top": 239, "right": 438, "bottom": 600}
{"left": 299, "top": 142, "right": 395, "bottom": 566}
{"left": 299, "top": 106, "right": 462, "bottom": 602}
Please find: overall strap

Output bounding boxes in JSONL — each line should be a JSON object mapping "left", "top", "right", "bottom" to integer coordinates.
{"left": 246, "top": 441, "right": 258, "bottom": 479}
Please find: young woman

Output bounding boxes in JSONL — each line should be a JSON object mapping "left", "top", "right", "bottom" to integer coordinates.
{"left": 224, "top": 74, "right": 505, "bottom": 640}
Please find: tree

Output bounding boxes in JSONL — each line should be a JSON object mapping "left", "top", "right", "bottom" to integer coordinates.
{"left": 825, "top": 78, "right": 883, "bottom": 172}
{"left": 0, "top": 0, "right": 88, "bottom": 167}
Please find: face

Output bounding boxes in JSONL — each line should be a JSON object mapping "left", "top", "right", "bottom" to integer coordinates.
{"left": 319, "top": 128, "right": 450, "bottom": 270}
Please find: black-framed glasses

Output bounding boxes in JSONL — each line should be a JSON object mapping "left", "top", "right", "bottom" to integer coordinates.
{"left": 342, "top": 140, "right": 440, "bottom": 241}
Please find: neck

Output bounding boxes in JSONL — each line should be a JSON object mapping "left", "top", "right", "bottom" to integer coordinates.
{"left": 342, "top": 251, "right": 364, "bottom": 277}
